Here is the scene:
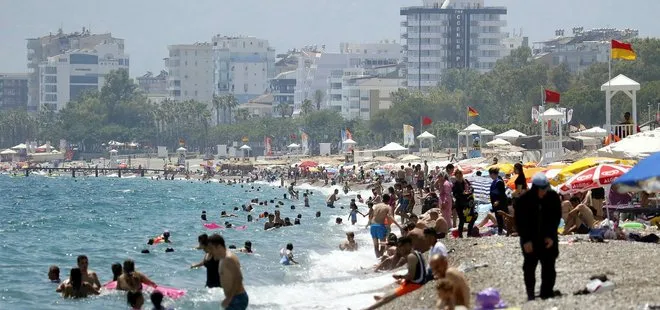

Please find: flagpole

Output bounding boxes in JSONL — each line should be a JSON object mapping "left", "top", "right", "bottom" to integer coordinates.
{"left": 608, "top": 40, "right": 612, "bottom": 134}
{"left": 540, "top": 88, "right": 546, "bottom": 164}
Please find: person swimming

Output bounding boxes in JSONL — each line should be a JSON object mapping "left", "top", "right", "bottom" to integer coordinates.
{"left": 150, "top": 290, "right": 173, "bottom": 310}
{"left": 116, "top": 259, "right": 157, "bottom": 292}
{"left": 48, "top": 265, "right": 61, "bottom": 283}
{"left": 339, "top": 232, "right": 358, "bottom": 251}
{"left": 336, "top": 217, "right": 343, "bottom": 224}
{"left": 239, "top": 241, "right": 253, "bottom": 253}
{"left": 201, "top": 211, "right": 207, "bottom": 221}
{"left": 280, "top": 243, "right": 298, "bottom": 265}
{"left": 327, "top": 189, "right": 340, "bottom": 208}
{"left": 60, "top": 268, "right": 100, "bottom": 299}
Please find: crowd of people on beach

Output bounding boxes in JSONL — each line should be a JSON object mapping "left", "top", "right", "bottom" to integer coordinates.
{"left": 44, "top": 156, "right": 658, "bottom": 310}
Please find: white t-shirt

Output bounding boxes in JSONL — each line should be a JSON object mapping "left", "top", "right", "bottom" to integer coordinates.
{"left": 430, "top": 241, "right": 448, "bottom": 257}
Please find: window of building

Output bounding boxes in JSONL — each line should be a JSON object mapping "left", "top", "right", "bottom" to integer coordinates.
{"left": 44, "top": 66, "right": 57, "bottom": 74}
{"left": 44, "top": 76, "right": 57, "bottom": 83}
{"left": 45, "top": 85, "right": 57, "bottom": 93}
{"left": 70, "top": 75, "right": 98, "bottom": 84}
{"left": 69, "top": 54, "right": 99, "bottom": 65}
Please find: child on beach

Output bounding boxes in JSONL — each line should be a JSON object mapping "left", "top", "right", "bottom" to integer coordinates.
{"left": 348, "top": 199, "right": 365, "bottom": 225}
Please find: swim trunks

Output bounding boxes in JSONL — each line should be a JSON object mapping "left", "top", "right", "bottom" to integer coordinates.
{"left": 394, "top": 280, "right": 423, "bottom": 297}
{"left": 370, "top": 224, "right": 387, "bottom": 240}
{"left": 226, "top": 292, "right": 249, "bottom": 310}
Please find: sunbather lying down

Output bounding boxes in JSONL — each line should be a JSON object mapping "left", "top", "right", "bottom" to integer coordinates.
{"left": 475, "top": 211, "right": 517, "bottom": 236}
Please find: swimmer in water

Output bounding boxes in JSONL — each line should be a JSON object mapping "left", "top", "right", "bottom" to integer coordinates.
{"left": 57, "top": 255, "right": 101, "bottom": 292}
{"left": 279, "top": 243, "right": 299, "bottom": 265}
{"left": 221, "top": 211, "right": 237, "bottom": 218}
{"left": 327, "top": 189, "right": 340, "bottom": 208}
{"left": 247, "top": 214, "right": 253, "bottom": 222}
{"left": 303, "top": 193, "right": 310, "bottom": 207}
{"left": 288, "top": 182, "right": 299, "bottom": 199}
{"left": 348, "top": 199, "right": 366, "bottom": 225}
{"left": 48, "top": 265, "right": 61, "bottom": 283}
{"left": 357, "top": 194, "right": 364, "bottom": 204}
{"left": 116, "top": 259, "right": 157, "bottom": 292}
{"left": 162, "top": 231, "right": 172, "bottom": 243}
{"left": 191, "top": 234, "right": 221, "bottom": 288}
{"left": 339, "top": 232, "right": 358, "bottom": 251}
{"left": 201, "top": 210, "right": 207, "bottom": 221}
{"left": 343, "top": 181, "right": 351, "bottom": 194}
{"left": 316, "top": 211, "right": 321, "bottom": 218}
{"left": 294, "top": 218, "right": 301, "bottom": 225}
{"left": 336, "top": 217, "right": 343, "bottom": 224}
{"left": 60, "top": 268, "right": 100, "bottom": 299}
{"left": 239, "top": 241, "right": 253, "bottom": 253}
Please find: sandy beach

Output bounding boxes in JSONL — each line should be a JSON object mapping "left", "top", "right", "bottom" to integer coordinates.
{"left": 382, "top": 234, "right": 660, "bottom": 310}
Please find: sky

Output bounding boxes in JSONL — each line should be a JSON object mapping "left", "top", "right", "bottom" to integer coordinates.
{"left": 1, "top": 0, "right": 660, "bottom": 77}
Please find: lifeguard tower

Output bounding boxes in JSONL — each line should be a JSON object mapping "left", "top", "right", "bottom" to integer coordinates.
{"left": 539, "top": 107, "right": 565, "bottom": 165}
{"left": 601, "top": 74, "right": 640, "bottom": 139}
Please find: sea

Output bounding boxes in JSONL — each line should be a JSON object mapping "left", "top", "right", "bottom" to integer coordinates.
{"left": 0, "top": 173, "right": 397, "bottom": 310}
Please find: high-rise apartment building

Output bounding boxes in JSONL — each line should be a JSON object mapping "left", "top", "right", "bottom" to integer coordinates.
{"left": 26, "top": 28, "right": 122, "bottom": 112}
{"left": 164, "top": 43, "right": 214, "bottom": 103}
{"left": 137, "top": 70, "right": 168, "bottom": 95}
{"left": 0, "top": 73, "right": 29, "bottom": 111}
{"left": 327, "top": 68, "right": 404, "bottom": 120}
{"left": 401, "top": 0, "right": 507, "bottom": 90}
{"left": 38, "top": 41, "right": 129, "bottom": 111}
{"left": 212, "top": 36, "right": 275, "bottom": 104}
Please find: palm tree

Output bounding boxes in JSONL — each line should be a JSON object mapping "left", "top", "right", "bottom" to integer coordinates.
{"left": 224, "top": 94, "right": 238, "bottom": 124}
{"left": 212, "top": 94, "right": 224, "bottom": 125}
{"left": 301, "top": 99, "right": 314, "bottom": 115}
{"left": 277, "top": 102, "right": 290, "bottom": 118}
{"left": 235, "top": 108, "right": 250, "bottom": 122}
{"left": 313, "top": 90, "right": 325, "bottom": 110}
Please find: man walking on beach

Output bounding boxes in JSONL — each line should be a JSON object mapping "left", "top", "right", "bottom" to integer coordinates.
{"left": 208, "top": 234, "right": 249, "bottom": 310}
{"left": 514, "top": 173, "right": 562, "bottom": 300}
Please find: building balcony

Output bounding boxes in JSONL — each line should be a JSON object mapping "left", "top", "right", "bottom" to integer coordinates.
{"left": 477, "top": 20, "right": 507, "bottom": 27}
{"left": 401, "top": 33, "right": 408, "bottom": 39}
{"left": 401, "top": 21, "right": 408, "bottom": 27}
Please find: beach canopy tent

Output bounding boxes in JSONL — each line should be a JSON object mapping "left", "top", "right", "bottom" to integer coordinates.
{"left": 613, "top": 151, "right": 660, "bottom": 193}
{"left": 486, "top": 138, "right": 512, "bottom": 147}
{"left": 298, "top": 160, "right": 318, "bottom": 168}
{"left": 0, "top": 149, "right": 18, "bottom": 155}
{"left": 176, "top": 147, "right": 187, "bottom": 152}
{"left": 573, "top": 126, "right": 608, "bottom": 138}
{"left": 542, "top": 108, "right": 565, "bottom": 119}
{"left": 598, "top": 128, "right": 660, "bottom": 159}
{"left": 378, "top": 142, "right": 408, "bottom": 152}
{"left": 494, "top": 129, "right": 527, "bottom": 141}
{"left": 462, "top": 123, "right": 487, "bottom": 133}
{"left": 481, "top": 129, "right": 495, "bottom": 136}
{"left": 287, "top": 143, "right": 301, "bottom": 149}
{"left": 37, "top": 144, "right": 50, "bottom": 149}
{"left": 109, "top": 149, "right": 119, "bottom": 154}
{"left": 239, "top": 145, "right": 251, "bottom": 150}
{"left": 342, "top": 139, "right": 357, "bottom": 145}
{"left": 128, "top": 142, "right": 139, "bottom": 147}
{"left": 572, "top": 136, "right": 600, "bottom": 146}
{"left": 417, "top": 131, "right": 436, "bottom": 140}
{"left": 108, "top": 140, "right": 124, "bottom": 146}
{"left": 11, "top": 143, "right": 27, "bottom": 150}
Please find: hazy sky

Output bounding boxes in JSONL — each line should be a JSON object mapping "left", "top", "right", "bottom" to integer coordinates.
{"left": 2, "top": 0, "right": 659, "bottom": 76}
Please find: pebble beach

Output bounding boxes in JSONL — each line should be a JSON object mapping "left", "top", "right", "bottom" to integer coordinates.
{"left": 382, "top": 234, "right": 660, "bottom": 310}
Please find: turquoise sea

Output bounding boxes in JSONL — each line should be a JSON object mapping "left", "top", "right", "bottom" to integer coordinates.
{"left": 0, "top": 174, "right": 394, "bottom": 310}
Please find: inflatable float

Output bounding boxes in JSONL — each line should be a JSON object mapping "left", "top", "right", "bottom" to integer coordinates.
{"left": 103, "top": 281, "right": 186, "bottom": 299}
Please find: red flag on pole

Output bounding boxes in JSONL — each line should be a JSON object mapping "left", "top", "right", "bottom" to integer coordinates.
{"left": 544, "top": 89, "right": 561, "bottom": 103}
{"left": 422, "top": 116, "right": 433, "bottom": 126}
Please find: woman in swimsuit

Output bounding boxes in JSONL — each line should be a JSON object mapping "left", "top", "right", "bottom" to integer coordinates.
{"left": 61, "top": 268, "right": 100, "bottom": 299}
{"left": 116, "top": 260, "right": 157, "bottom": 292}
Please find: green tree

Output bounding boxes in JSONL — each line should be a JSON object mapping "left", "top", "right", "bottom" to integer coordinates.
{"left": 224, "top": 94, "right": 238, "bottom": 124}
{"left": 313, "top": 90, "right": 325, "bottom": 110}
{"left": 235, "top": 108, "right": 250, "bottom": 122}
{"left": 301, "top": 99, "right": 314, "bottom": 115}
{"left": 212, "top": 94, "right": 224, "bottom": 125}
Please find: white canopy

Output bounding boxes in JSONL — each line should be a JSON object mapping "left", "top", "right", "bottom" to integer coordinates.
{"left": 486, "top": 138, "right": 512, "bottom": 147}
{"left": 495, "top": 129, "right": 527, "bottom": 140}
{"left": 573, "top": 126, "right": 607, "bottom": 138}
{"left": 287, "top": 143, "right": 300, "bottom": 149}
{"left": 572, "top": 136, "right": 600, "bottom": 146}
{"left": 11, "top": 143, "right": 27, "bottom": 150}
{"left": 378, "top": 142, "right": 408, "bottom": 152}
{"left": 342, "top": 139, "right": 357, "bottom": 145}
{"left": 541, "top": 108, "right": 564, "bottom": 120}
{"left": 239, "top": 145, "right": 252, "bottom": 150}
{"left": 417, "top": 131, "right": 436, "bottom": 139}
{"left": 50, "top": 150, "right": 61, "bottom": 154}
{"left": 109, "top": 149, "right": 119, "bottom": 153}
{"left": 1, "top": 149, "right": 18, "bottom": 155}
{"left": 481, "top": 129, "right": 495, "bottom": 136}
{"left": 461, "top": 123, "right": 486, "bottom": 133}
{"left": 598, "top": 128, "right": 660, "bottom": 159}
{"left": 399, "top": 154, "right": 421, "bottom": 162}
{"left": 38, "top": 144, "right": 50, "bottom": 149}
{"left": 176, "top": 147, "right": 187, "bottom": 152}
{"left": 128, "top": 142, "right": 139, "bottom": 147}
{"left": 600, "top": 74, "right": 641, "bottom": 92}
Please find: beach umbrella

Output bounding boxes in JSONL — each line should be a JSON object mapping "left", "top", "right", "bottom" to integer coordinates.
{"left": 558, "top": 163, "right": 632, "bottom": 193}
{"left": 554, "top": 157, "right": 636, "bottom": 184}
{"left": 486, "top": 138, "right": 512, "bottom": 147}
{"left": 11, "top": 143, "right": 27, "bottom": 150}
{"left": 613, "top": 152, "right": 660, "bottom": 193}
{"left": 299, "top": 160, "right": 318, "bottom": 168}
{"left": 399, "top": 154, "right": 421, "bottom": 162}
{"left": 0, "top": 149, "right": 18, "bottom": 155}
{"left": 342, "top": 138, "right": 357, "bottom": 145}
{"left": 487, "top": 163, "right": 514, "bottom": 175}
{"left": 378, "top": 142, "right": 408, "bottom": 152}
{"left": 239, "top": 145, "right": 251, "bottom": 150}
{"left": 287, "top": 143, "right": 300, "bottom": 149}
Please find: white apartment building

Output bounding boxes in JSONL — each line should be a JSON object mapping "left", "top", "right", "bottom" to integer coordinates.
{"left": 401, "top": 0, "right": 507, "bottom": 90}
{"left": 38, "top": 42, "right": 129, "bottom": 111}
{"left": 212, "top": 36, "right": 275, "bottom": 104}
{"left": 501, "top": 31, "right": 528, "bottom": 56}
{"left": 164, "top": 43, "right": 214, "bottom": 104}
{"left": 327, "top": 68, "right": 404, "bottom": 120}
{"left": 27, "top": 29, "right": 121, "bottom": 112}
{"left": 295, "top": 42, "right": 402, "bottom": 111}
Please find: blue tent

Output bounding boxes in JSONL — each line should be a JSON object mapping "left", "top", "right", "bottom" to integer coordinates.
{"left": 613, "top": 152, "right": 660, "bottom": 193}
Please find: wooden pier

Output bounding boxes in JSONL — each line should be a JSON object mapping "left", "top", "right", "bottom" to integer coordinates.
{"left": 23, "top": 167, "right": 171, "bottom": 178}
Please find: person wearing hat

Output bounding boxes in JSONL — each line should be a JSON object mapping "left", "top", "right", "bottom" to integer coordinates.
{"left": 514, "top": 173, "right": 562, "bottom": 300}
